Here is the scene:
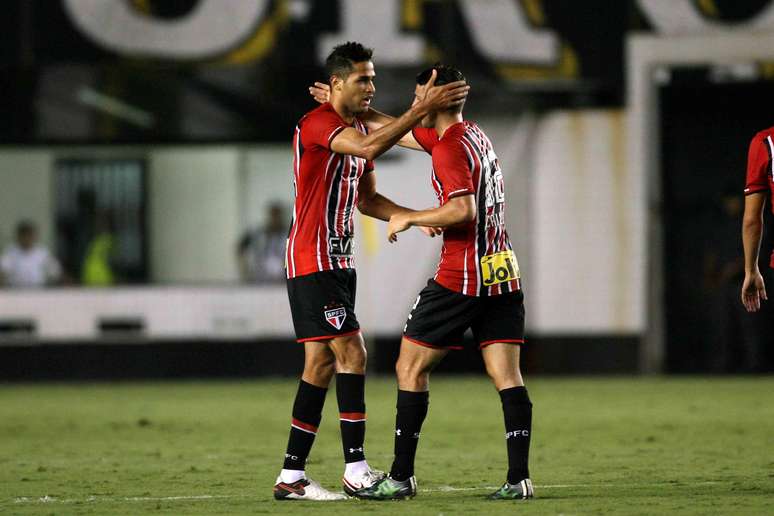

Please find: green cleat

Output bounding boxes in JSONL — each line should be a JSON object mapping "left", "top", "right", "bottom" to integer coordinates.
{"left": 352, "top": 475, "right": 417, "bottom": 500}
{"left": 488, "top": 478, "right": 534, "bottom": 500}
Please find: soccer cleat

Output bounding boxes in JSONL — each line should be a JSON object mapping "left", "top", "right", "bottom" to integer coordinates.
{"left": 273, "top": 476, "right": 348, "bottom": 501}
{"left": 350, "top": 475, "right": 417, "bottom": 500}
{"left": 342, "top": 468, "right": 386, "bottom": 496}
{"left": 488, "top": 478, "right": 534, "bottom": 500}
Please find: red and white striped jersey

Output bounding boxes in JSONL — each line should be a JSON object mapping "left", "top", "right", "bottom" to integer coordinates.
{"left": 744, "top": 126, "right": 774, "bottom": 268}
{"left": 286, "top": 103, "right": 374, "bottom": 279}
{"left": 413, "top": 122, "right": 520, "bottom": 296}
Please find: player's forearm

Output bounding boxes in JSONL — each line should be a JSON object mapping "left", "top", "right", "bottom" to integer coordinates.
{"left": 364, "top": 109, "right": 422, "bottom": 151}
{"left": 742, "top": 216, "right": 763, "bottom": 274}
{"left": 358, "top": 192, "right": 411, "bottom": 222}
{"left": 406, "top": 202, "right": 474, "bottom": 228}
{"left": 359, "top": 104, "right": 428, "bottom": 160}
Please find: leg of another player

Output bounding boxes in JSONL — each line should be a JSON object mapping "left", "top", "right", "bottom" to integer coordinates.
{"left": 279, "top": 343, "right": 336, "bottom": 485}
{"left": 481, "top": 343, "right": 533, "bottom": 498}
{"left": 328, "top": 333, "right": 376, "bottom": 490}
{"left": 390, "top": 339, "right": 447, "bottom": 482}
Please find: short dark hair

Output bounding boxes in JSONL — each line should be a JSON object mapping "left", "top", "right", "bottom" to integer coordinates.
{"left": 416, "top": 63, "right": 466, "bottom": 113}
{"left": 416, "top": 63, "right": 465, "bottom": 87}
{"left": 325, "top": 42, "right": 373, "bottom": 81}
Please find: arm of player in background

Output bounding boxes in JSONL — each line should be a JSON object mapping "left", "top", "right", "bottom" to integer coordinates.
{"left": 309, "top": 82, "right": 425, "bottom": 152}
{"left": 357, "top": 171, "right": 443, "bottom": 237}
{"left": 741, "top": 191, "right": 768, "bottom": 312}
{"left": 387, "top": 194, "right": 475, "bottom": 243}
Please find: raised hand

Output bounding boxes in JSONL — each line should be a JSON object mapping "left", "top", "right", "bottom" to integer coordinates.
{"left": 416, "top": 70, "right": 469, "bottom": 112}
{"left": 308, "top": 82, "right": 330, "bottom": 104}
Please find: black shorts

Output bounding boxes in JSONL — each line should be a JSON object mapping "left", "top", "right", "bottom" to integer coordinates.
{"left": 286, "top": 269, "right": 361, "bottom": 342}
{"left": 403, "top": 279, "right": 525, "bottom": 350}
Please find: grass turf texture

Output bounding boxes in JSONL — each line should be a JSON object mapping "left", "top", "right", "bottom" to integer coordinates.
{"left": 1, "top": 377, "right": 772, "bottom": 515}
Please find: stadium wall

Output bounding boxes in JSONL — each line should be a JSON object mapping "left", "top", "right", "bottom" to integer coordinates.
{"left": 0, "top": 112, "right": 642, "bottom": 376}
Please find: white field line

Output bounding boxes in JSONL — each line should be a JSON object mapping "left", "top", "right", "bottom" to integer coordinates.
{"left": 7, "top": 481, "right": 722, "bottom": 506}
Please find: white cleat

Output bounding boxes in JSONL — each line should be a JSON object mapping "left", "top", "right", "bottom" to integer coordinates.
{"left": 342, "top": 468, "right": 387, "bottom": 496}
{"left": 273, "top": 476, "right": 348, "bottom": 501}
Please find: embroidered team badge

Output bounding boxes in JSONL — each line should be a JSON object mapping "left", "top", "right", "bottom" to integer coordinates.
{"left": 324, "top": 307, "right": 347, "bottom": 330}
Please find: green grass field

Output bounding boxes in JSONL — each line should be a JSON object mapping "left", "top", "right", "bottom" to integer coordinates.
{"left": 1, "top": 376, "right": 773, "bottom": 515}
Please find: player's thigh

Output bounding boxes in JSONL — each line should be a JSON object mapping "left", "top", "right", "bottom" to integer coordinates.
{"left": 480, "top": 343, "right": 524, "bottom": 389}
{"left": 302, "top": 341, "right": 336, "bottom": 387}
{"left": 395, "top": 337, "right": 448, "bottom": 390}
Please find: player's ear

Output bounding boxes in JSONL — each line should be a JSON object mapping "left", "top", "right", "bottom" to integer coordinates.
{"left": 330, "top": 75, "right": 342, "bottom": 91}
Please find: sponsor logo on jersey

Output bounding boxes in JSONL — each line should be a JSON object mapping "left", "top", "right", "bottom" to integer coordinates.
{"left": 329, "top": 236, "right": 354, "bottom": 257}
{"left": 324, "top": 307, "right": 347, "bottom": 330}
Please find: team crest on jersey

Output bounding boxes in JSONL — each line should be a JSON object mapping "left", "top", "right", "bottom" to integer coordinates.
{"left": 324, "top": 307, "right": 347, "bottom": 330}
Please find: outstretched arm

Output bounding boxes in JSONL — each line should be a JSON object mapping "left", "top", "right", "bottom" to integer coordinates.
{"left": 356, "top": 170, "right": 411, "bottom": 222}
{"left": 741, "top": 191, "right": 768, "bottom": 312}
{"left": 387, "top": 194, "right": 475, "bottom": 242}
{"left": 309, "top": 82, "right": 424, "bottom": 151}
{"left": 357, "top": 172, "right": 444, "bottom": 238}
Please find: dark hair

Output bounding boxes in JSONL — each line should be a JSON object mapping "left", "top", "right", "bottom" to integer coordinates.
{"left": 416, "top": 63, "right": 466, "bottom": 113}
{"left": 325, "top": 42, "right": 374, "bottom": 81}
{"left": 16, "top": 220, "right": 36, "bottom": 237}
{"left": 416, "top": 63, "right": 465, "bottom": 87}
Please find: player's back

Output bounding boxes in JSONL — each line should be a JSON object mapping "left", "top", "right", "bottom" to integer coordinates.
{"left": 414, "top": 122, "right": 520, "bottom": 296}
{"left": 286, "top": 103, "right": 373, "bottom": 279}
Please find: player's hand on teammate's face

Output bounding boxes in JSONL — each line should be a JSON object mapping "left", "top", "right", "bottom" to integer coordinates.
{"left": 741, "top": 271, "right": 767, "bottom": 312}
{"left": 387, "top": 213, "right": 412, "bottom": 243}
{"left": 417, "top": 70, "right": 469, "bottom": 112}
{"left": 418, "top": 226, "right": 443, "bottom": 238}
{"left": 309, "top": 82, "right": 330, "bottom": 104}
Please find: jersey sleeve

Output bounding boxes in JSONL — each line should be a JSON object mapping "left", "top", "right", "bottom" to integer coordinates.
{"left": 744, "top": 134, "right": 772, "bottom": 195}
{"left": 432, "top": 141, "right": 475, "bottom": 204}
{"left": 301, "top": 109, "right": 348, "bottom": 150}
{"left": 412, "top": 127, "right": 439, "bottom": 154}
{"left": 364, "top": 159, "right": 375, "bottom": 173}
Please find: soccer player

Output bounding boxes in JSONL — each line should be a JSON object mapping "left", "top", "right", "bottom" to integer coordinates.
{"left": 274, "top": 44, "right": 468, "bottom": 501}
{"left": 317, "top": 64, "right": 534, "bottom": 501}
{"left": 741, "top": 126, "right": 773, "bottom": 313}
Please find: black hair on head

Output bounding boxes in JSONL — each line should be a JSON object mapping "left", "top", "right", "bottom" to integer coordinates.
{"left": 326, "top": 41, "right": 374, "bottom": 80}
{"left": 415, "top": 63, "right": 465, "bottom": 86}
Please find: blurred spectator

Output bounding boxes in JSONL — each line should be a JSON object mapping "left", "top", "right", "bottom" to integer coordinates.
{"left": 704, "top": 189, "right": 770, "bottom": 372}
{"left": 237, "top": 202, "right": 287, "bottom": 283}
{"left": 81, "top": 210, "right": 116, "bottom": 287}
{"left": 0, "top": 220, "right": 62, "bottom": 288}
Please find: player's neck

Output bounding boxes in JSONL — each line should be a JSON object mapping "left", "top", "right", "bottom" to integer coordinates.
{"left": 435, "top": 113, "right": 464, "bottom": 138}
{"left": 330, "top": 96, "right": 356, "bottom": 124}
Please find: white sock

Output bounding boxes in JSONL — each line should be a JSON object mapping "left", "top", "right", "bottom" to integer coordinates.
{"left": 279, "top": 469, "right": 306, "bottom": 484}
{"left": 344, "top": 460, "right": 369, "bottom": 480}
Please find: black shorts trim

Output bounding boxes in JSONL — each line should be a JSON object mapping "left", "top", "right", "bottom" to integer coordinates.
{"left": 403, "top": 335, "right": 464, "bottom": 351}
{"left": 297, "top": 329, "right": 361, "bottom": 343}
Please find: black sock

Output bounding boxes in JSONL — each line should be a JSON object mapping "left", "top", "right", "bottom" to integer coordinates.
{"left": 390, "top": 390, "right": 429, "bottom": 481}
{"left": 336, "top": 373, "right": 367, "bottom": 463}
{"left": 499, "top": 386, "right": 532, "bottom": 484}
{"left": 282, "top": 380, "right": 327, "bottom": 471}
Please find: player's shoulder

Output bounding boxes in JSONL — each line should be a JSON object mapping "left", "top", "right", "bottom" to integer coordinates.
{"left": 752, "top": 126, "right": 774, "bottom": 143}
{"left": 299, "top": 103, "right": 342, "bottom": 126}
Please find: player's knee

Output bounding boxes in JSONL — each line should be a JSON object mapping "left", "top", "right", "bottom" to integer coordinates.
{"left": 395, "top": 358, "right": 427, "bottom": 387}
{"left": 487, "top": 367, "right": 523, "bottom": 390}
{"left": 333, "top": 337, "right": 367, "bottom": 373}
{"left": 304, "top": 356, "right": 335, "bottom": 385}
